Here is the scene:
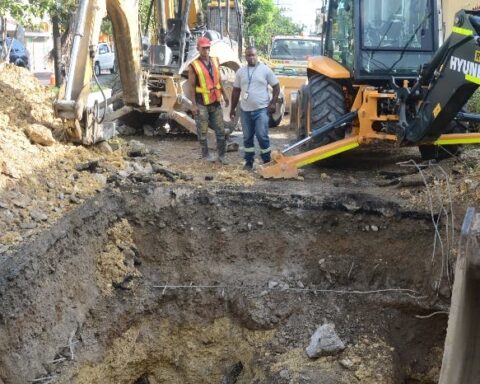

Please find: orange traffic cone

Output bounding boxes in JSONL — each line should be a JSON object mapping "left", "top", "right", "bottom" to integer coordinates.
{"left": 49, "top": 73, "right": 55, "bottom": 86}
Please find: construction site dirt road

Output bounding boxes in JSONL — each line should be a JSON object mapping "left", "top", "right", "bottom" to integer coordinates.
{"left": 1, "top": 64, "right": 479, "bottom": 384}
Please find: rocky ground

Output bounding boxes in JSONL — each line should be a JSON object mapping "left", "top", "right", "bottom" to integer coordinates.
{"left": 0, "top": 64, "right": 479, "bottom": 384}
{"left": 1, "top": 64, "right": 479, "bottom": 253}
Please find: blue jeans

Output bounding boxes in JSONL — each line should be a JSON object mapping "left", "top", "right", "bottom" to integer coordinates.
{"left": 240, "top": 107, "right": 271, "bottom": 164}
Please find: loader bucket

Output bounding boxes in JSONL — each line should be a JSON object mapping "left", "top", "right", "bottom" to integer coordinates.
{"left": 439, "top": 207, "right": 480, "bottom": 383}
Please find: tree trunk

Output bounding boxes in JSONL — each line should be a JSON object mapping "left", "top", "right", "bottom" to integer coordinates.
{"left": 1, "top": 17, "right": 7, "bottom": 62}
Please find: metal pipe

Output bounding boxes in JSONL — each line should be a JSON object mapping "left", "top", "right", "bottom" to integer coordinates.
{"left": 156, "top": 0, "right": 167, "bottom": 45}
{"left": 234, "top": 0, "right": 242, "bottom": 57}
{"left": 218, "top": 0, "right": 223, "bottom": 39}
{"left": 178, "top": 0, "right": 191, "bottom": 67}
{"left": 456, "top": 111, "right": 480, "bottom": 123}
{"left": 65, "top": 0, "right": 90, "bottom": 101}
{"left": 282, "top": 111, "right": 358, "bottom": 154}
{"left": 225, "top": 0, "right": 230, "bottom": 36}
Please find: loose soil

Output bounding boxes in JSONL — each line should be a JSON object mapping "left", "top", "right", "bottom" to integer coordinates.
{"left": 0, "top": 64, "right": 479, "bottom": 384}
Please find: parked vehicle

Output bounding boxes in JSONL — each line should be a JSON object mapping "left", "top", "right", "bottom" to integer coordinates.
{"left": 0, "top": 38, "right": 30, "bottom": 69}
{"left": 93, "top": 43, "right": 116, "bottom": 75}
{"left": 267, "top": 35, "right": 323, "bottom": 122}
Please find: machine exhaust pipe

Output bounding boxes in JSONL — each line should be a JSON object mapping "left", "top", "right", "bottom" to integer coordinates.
{"left": 225, "top": 0, "right": 230, "bottom": 36}
{"left": 156, "top": 0, "right": 167, "bottom": 45}
{"left": 218, "top": 0, "right": 223, "bottom": 39}
{"left": 150, "top": 0, "right": 172, "bottom": 67}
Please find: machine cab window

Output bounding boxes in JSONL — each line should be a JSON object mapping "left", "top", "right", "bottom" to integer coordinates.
{"left": 323, "top": 0, "right": 438, "bottom": 79}
{"left": 270, "top": 39, "right": 322, "bottom": 61}
{"left": 361, "top": 0, "right": 433, "bottom": 50}
{"left": 358, "top": 0, "right": 437, "bottom": 78}
{"left": 326, "top": 0, "right": 354, "bottom": 70}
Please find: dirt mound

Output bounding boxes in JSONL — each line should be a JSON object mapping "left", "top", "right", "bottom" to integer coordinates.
{"left": 0, "top": 64, "right": 125, "bottom": 250}
{"left": 0, "top": 63, "right": 64, "bottom": 188}
{"left": 0, "top": 63, "right": 61, "bottom": 132}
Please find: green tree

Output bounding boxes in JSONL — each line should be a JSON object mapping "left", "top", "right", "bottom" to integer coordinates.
{"left": 0, "top": 0, "right": 28, "bottom": 21}
{"left": 243, "top": 0, "right": 303, "bottom": 52}
{"left": 0, "top": 0, "right": 68, "bottom": 63}
{"left": 271, "top": 8, "right": 303, "bottom": 37}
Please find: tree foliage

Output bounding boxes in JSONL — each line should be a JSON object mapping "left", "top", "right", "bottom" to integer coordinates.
{"left": 0, "top": 0, "right": 27, "bottom": 21}
{"left": 243, "top": 0, "right": 303, "bottom": 52}
{"left": 0, "top": 0, "right": 76, "bottom": 31}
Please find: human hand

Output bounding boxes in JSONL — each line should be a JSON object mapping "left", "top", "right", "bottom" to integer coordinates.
{"left": 229, "top": 108, "right": 236, "bottom": 121}
{"left": 268, "top": 102, "right": 276, "bottom": 114}
{"left": 191, "top": 104, "right": 198, "bottom": 116}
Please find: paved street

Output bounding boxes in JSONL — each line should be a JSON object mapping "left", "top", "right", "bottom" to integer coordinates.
{"left": 33, "top": 71, "right": 116, "bottom": 88}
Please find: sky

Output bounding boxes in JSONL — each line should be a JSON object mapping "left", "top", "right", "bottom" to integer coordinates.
{"left": 274, "top": 0, "right": 322, "bottom": 32}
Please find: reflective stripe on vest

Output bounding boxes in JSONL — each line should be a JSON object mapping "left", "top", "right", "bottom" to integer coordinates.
{"left": 192, "top": 57, "right": 222, "bottom": 105}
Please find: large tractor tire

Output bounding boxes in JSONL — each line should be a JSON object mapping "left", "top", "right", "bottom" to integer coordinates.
{"left": 289, "top": 91, "right": 300, "bottom": 132}
{"left": 269, "top": 90, "right": 285, "bottom": 127}
{"left": 419, "top": 120, "right": 467, "bottom": 161}
{"left": 294, "top": 84, "right": 308, "bottom": 139}
{"left": 301, "top": 74, "right": 347, "bottom": 149}
{"left": 220, "top": 66, "right": 240, "bottom": 133}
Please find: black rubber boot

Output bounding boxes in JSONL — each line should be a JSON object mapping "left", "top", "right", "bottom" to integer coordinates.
{"left": 200, "top": 141, "right": 215, "bottom": 162}
{"left": 217, "top": 139, "right": 228, "bottom": 165}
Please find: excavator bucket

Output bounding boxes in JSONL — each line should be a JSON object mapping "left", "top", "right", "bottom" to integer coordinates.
{"left": 439, "top": 207, "right": 480, "bottom": 383}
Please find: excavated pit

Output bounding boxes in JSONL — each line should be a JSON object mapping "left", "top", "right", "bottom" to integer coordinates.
{"left": 0, "top": 185, "right": 449, "bottom": 384}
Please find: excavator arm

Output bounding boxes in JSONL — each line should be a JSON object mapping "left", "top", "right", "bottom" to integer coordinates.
{"left": 54, "top": 0, "right": 144, "bottom": 144}
{"left": 404, "top": 10, "right": 480, "bottom": 143}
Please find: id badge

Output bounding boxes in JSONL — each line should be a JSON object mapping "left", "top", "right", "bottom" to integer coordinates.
{"left": 243, "top": 92, "right": 249, "bottom": 100}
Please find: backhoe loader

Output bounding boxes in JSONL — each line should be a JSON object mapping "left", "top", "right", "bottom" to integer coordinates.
{"left": 54, "top": 0, "right": 243, "bottom": 146}
{"left": 259, "top": 1, "right": 480, "bottom": 179}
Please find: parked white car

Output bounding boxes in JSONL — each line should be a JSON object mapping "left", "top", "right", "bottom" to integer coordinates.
{"left": 94, "top": 43, "right": 116, "bottom": 75}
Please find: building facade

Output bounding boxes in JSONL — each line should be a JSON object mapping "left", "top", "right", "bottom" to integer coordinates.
{"left": 2, "top": 16, "right": 53, "bottom": 72}
{"left": 443, "top": 0, "right": 480, "bottom": 36}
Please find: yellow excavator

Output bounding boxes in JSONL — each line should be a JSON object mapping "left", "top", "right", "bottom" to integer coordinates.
{"left": 259, "top": 1, "right": 480, "bottom": 179}
{"left": 54, "top": 0, "right": 243, "bottom": 145}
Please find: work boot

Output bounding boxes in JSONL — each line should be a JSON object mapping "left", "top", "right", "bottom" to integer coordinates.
{"left": 199, "top": 141, "right": 215, "bottom": 162}
{"left": 217, "top": 155, "right": 229, "bottom": 165}
{"left": 243, "top": 161, "right": 253, "bottom": 171}
{"left": 261, "top": 153, "right": 271, "bottom": 164}
{"left": 217, "top": 139, "right": 228, "bottom": 165}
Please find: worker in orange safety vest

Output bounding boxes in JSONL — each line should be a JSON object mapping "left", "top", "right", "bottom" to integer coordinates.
{"left": 188, "top": 36, "right": 230, "bottom": 164}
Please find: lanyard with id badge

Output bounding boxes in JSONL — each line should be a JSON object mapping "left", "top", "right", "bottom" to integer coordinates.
{"left": 243, "top": 64, "right": 258, "bottom": 100}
